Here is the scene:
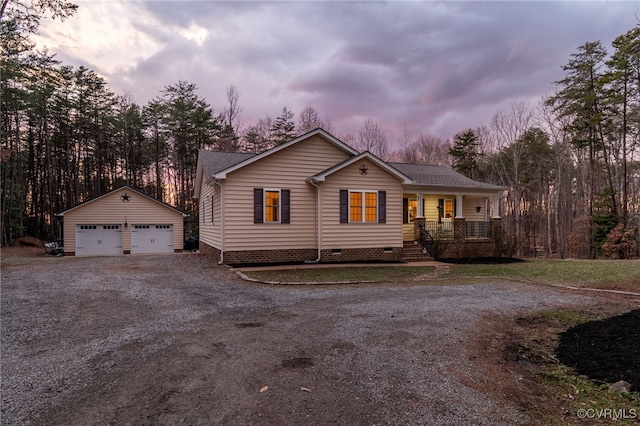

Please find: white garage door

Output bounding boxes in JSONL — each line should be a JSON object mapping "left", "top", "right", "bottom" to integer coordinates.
{"left": 131, "top": 224, "right": 174, "bottom": 254}
{"left": 75, "top": 225, "right": 122, "bottom": 256}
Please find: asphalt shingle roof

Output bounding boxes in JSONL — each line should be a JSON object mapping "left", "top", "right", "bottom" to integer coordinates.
{"left": 388, "top": 162, "right": 505, "bottom": 191}
{"left": 197, "top": 149, "right": 503, "bottom": 192}
{"left": 199, "top": 150, "right": 256, "bottom": 176}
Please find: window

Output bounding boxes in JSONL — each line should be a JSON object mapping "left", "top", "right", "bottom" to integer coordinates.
{"left": 444, "top": 199, "right": 454, "bottom": 218}
{"left": 349, "top": 192, "right": 363, "bottom": 222}
{"left": 403, "top": 198, "right": 418, "bottom": 224}
{"left": 254, "top": 188, "right": 290, "bottom": 224}
{"left": 364, "top": 192, "right": 377, "bottom": 222}
{"left": 340, "top": 190, "right": 386, "bottom": 223}
{"left": 265, "top": 190, "right": 280, "bottom": 222}
{"left": 438, "top": 198, "right": 456, "bottom": 222}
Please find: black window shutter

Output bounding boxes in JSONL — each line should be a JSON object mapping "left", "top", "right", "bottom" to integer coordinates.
{"left": 281, "top": 189, "right": 290, "bottom": 224}
{"left": 402, "top": 198, "right": 408, "bottom": 224}
{"left": 339, "top": 190, "right": 348, "bottom": 223}
{"left": 254, "top": 188, "right": 263, "bottom": 223}
{"left": 378, "top": 191, "right": 386, "bottom": 223}
{"left": 438, "top": 198, "right": 444, "bottom": 223}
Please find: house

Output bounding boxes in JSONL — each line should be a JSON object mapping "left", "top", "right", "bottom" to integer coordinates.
{"left": 56, "top": 186, "right": 188, "bottom": 256}
{"left": 193, "top": 128, "right": 505, "bottom": 265}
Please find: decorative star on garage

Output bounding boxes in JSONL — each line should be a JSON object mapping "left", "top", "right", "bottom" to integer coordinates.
{"left": 359, "top": 165, "right": 368, "bottom": 175}
{"left": 121, "top": 193, "right": 130, "bottom": 202}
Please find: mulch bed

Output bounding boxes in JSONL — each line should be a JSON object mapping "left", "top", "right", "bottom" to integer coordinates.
{"left": 556, "top": 309, "right": 640, "bottom": 391}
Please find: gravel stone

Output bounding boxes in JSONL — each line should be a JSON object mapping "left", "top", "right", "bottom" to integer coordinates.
{"left": 1, "top": 254, "right": 599, "bottom": 425}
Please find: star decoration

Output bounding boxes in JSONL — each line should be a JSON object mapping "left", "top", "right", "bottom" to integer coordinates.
{"left": 359, "top": 165, "right": 368, "bottom": 175}
{"left": 121, "top": 193, "right": 130, "bottom": 202}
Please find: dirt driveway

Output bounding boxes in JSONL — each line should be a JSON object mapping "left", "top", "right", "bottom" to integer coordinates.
{"left": 0, "top": 253, "right": 613, "bottom": 425}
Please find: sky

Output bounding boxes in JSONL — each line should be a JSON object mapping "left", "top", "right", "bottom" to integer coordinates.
{"left": 33, "top": 1, "right": 638, "bottom": 147}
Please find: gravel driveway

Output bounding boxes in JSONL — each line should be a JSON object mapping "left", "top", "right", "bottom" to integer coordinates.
{"left": 1, "top": 254, "right": 598, "bottom": 425}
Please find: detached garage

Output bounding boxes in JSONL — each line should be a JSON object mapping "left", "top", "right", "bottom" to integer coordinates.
{"left": 57, "top": 186, "right": 188, "bottom": 256}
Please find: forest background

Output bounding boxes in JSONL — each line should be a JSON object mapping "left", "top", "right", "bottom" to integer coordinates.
{"left": 1, "top": 0, "right": 639, "bottom": 259}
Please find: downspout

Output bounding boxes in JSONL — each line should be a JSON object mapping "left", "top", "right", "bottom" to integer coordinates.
{"left": 307, "top": 178, "right": 321, "bottom": 263}
{"left": 214, "top": 179, "right": 225, "bottom": 265}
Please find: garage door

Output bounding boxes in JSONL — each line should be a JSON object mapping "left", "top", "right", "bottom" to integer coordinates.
{"left": 75, "top": 225, "right": 122, "bottom": 256}
{"left": 131, "top": 224, "right": 174, "bottom": 254}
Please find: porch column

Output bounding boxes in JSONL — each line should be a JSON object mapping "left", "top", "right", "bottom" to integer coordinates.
{"left": 492, "top": 194, "right": 501, "bottom": 218}
{"left": 417, "top": 194, "right": 424, "bottom": 218}
{"left": 414, "top": 217, "right": 425, "bottom": 241}
{"left": 455, "top": 194, "right": 463, "bottom": 218}
{"left": 454, "top": 217, "right": 466, "bottom": 257}
{"left": 491, "top": 217, "right": 503, "bottom": 256}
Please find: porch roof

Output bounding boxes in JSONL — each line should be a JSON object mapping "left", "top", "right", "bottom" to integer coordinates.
{"left": 389, "top": 163, "right": 505, "bottom": 192}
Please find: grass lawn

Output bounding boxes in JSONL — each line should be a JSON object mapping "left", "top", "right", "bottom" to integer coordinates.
{"left": 241, "top": 265, "right": 436, "bottom": 284}
{"left": 241, "top": 259, "right": 640, "bottom": 292}
{"left": 440, "top": 259, "right": 640, "bottom": 292}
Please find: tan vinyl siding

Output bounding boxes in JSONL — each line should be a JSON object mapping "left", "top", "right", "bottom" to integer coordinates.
{"left": 321, "top": 159, "right": 403, "bottom": 248}
{"left": 62, "top": 188, "right": 184, "bottom": 254}
{"left": 402, "top": 224, "right": 414, "bottom": 241}
{"left": 223, "top": 135, "right": 351, "bottom": 251}
{"left": 462, "top": 196, "right": 487, "bottom": 221}
{"left": 424, "top": 195, "right": 446, "bottom": 221}
{"left": 198, "top": 182, "right": 220, "bottom": 249}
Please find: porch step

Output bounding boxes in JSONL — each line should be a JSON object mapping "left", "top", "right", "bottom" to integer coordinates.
{"left": 402, "top": 241, "right": 434, "bottom": 262}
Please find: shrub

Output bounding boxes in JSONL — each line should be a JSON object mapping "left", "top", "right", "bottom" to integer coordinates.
{"left": 602, "top": 222, "right": 639, "bottom": 259}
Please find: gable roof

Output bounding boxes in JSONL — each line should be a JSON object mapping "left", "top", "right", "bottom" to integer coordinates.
{"left": 56, "top": 185, "right": 188, "bottom": 217}
{"left": 310, "top": 151, "right": 413, "bottom": 184}
{"left": 389, "top": 163, "right": 505, "bottom": 192}
{"left": 210, "top": 128, "right": 359, "bottom": 180}
{"left": 199, "top": 151, "right": 257, "bottom": 177}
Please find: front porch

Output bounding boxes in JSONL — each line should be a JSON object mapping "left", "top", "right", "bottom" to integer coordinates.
{"left": 401, "top": 192, "right": 503, "bottom": 261}
{"left": 403, "top": 220, "right": 491, "bottom": 241}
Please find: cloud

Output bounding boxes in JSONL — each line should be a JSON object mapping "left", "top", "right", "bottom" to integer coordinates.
{"left": 33, "top": 0, "right": 639, "bottom": 146}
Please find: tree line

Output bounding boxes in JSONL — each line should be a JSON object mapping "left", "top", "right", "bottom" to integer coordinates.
{"left": 442, "top": 29, "right": 640, "bottom": 259}
{"left": 1, "top": 1, "right": 638, "bottom": 258}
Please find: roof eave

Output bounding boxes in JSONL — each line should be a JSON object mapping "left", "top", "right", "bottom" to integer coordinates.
{"left": 311, "top": 151, "right": 413, "bottom": 184}
{"left": 403, "top": 183, "right": 507, "bottom": 193}
{"left": 214, "top": 128, "right": 359, "bottom": 179}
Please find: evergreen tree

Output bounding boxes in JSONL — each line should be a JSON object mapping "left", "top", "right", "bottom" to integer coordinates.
{"left": 270, "top": 106, "right": 295, "bottom": 145}
{"left": 448, "top": 129, "right": 481, "bottom": 179}
{"left": 605, "top": 27, "right": 640, "bottom": 218}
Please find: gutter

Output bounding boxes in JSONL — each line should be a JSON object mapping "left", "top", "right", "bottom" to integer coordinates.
{"left": 307, "top": 178, "right": 321, "bottom": 263}
{"left": 214, "top": 179, "right": 225, "bottom": 265}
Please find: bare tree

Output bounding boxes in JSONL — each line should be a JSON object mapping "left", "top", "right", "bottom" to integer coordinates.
{"left": 297, "top": 106, "right": 322, "bottom": 133}
{"left": 222, "top": 84, "right": 243, "bottom": 135}
{"left": 538, "top": 97, "right": 576, "bottom": 258}
{"left": 490, "top": 101, "right": 535, "bottom": 256}
{"left": 416, "top": 134, "right": 450, "bottom": 165}
{"left": 357, "top": 118, "right": 389, "bottom": 159}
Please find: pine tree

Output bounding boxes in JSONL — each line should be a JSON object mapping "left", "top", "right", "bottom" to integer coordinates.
{"left": 270, "top": 107, "right": 295, "bottom": 145}
{"left": 448, "top": 129, "right": 481, "bottom": 179}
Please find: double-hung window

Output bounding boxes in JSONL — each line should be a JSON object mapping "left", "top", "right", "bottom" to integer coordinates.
{"left": 340, "top": 189, "right": 386, "bottom": 224}
{"left": 265, "top": 190, "right": 280, "bottom": 222}
{"left": 254, "top": 188, "right": 290, "bottom": 224}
